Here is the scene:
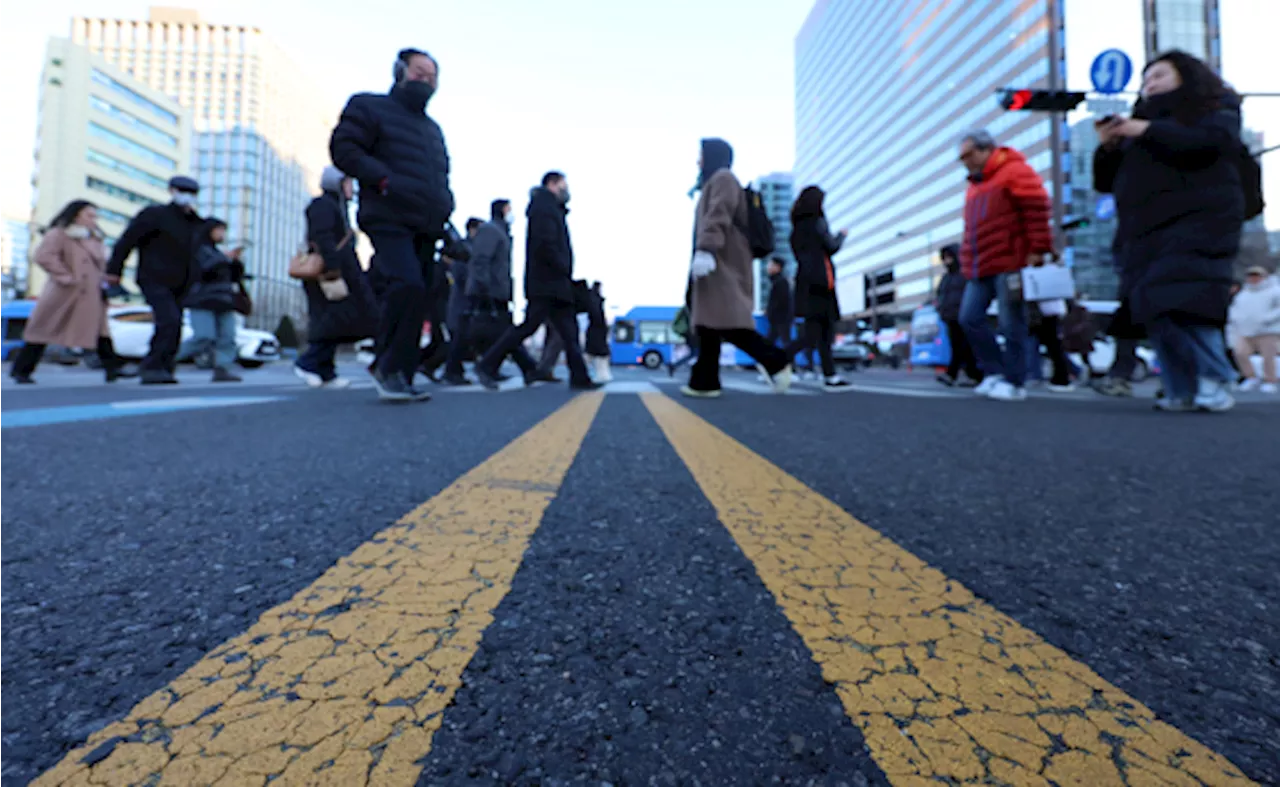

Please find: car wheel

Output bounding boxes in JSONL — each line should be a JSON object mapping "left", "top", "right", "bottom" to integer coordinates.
{"left": 238, "top": 360, "right": 264, "bottom": 369}
{"left": 1129, "top": 359, "right": 1149, "bottom": 383}
{"left": 642, "top": 350, "right": 662, "bottom": 370}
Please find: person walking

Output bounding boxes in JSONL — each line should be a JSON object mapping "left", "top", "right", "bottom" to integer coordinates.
{"left": 294, "top": 166, "right": 379, "bottom": 389}
{"left": 105, "top": 176, "right": 204, "bottom": 384}
{"left": 934, "top": 243, "right": 982, "bottom": 386}
{"left": 330, "top": 47, "right": 454, "bottom": 402}
{"left": 474, "top": 172, "right": 598, "bottom": 391}
{"left": 785, "top": 186, "right": 850, "bottom": 389}
{"left": 956, "top": 130, "right": 1055, "bottom": 402}
{"left": 182, "top": 218, "right": 244, "bottom": 382}
{"left": 1093, "top": 50, "right": 1246, "bottom": 412}
{"left": 684, "top": 138, "right": 791, "bottom": 397}
{"left": 764, "top": 257, "right": 793, "bottom": 348}
{"left": 9, "top": 200, "right": 133, "bottom": 384}
{"left": 1229, "top": 265, "right": 1280, "bottom": 392}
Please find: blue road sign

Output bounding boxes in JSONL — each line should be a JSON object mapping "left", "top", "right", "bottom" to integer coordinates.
{"left": 1096, "top": 194, "right": 1116, "bottom": 221}
{"left": 1090, "top": 49, "right": 1133, "bottom": 95}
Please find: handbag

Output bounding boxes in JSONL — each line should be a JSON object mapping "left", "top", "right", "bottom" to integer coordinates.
{"left": 232, "top": 282, "right": 253, "bottom": 315}
{"left": 289, "top": 230, "right": 353, "bottom": 281}
{"left": 1020, "top": 264, "right": 1076, "bottom": 302}
{"left": 318, "top": 275, "right": 350, "bottom": 302}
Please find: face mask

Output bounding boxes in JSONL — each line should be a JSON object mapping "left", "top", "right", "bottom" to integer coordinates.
{"left": 504, "top": 213, "right": 514, "bottom": 226}
{"left": 172, "top": 192, "right": 197, "bottom": 208}
{"left": 558, "top": 188, "right": 571, "bottom": 205}
{"left": 399, "top": 80, "right": 436, "bottom": 104}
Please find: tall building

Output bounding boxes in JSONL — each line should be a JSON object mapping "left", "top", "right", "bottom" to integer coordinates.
{"left": 1143, "top": 0, "right": 1221, "bottom": 71}
{"left": 72, "top": 7, "right": 338, "bottom": 330}
{"left": 1, "top": 218, "right": 33, "bottom": 300}
{"left": 795, "top": 0, "right": 1063, "bottom": 322}
{"left": 29, "top": 37, "right": 190, "bottom": 295}
{"left": 753, "top": 172, "right": 794, "bottom": 313}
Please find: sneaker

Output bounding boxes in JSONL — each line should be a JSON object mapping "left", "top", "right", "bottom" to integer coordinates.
{"left": 1238, "top": 378, "right": 1261, "bottom": 392}
{"left": 212, "top": 367, "right": 243, "bottom": 383}
{"left": 294, "top": 365, "right": 325, "bottom": 388}
{"left": 936, "top": 374, "right": 956, "bottom": 387}
{"left": 441, "top": 374, "right": 473, "bottom": 387}
{"left": 1091, "top": 378, "right": 1132, "bottom": 398}
{"left": 987, "top": 380, "right": 1027, "bottom": 401}
{"left": 475, "top": 367, "right": 502, "bottom": 391}
{"left": 371, "top": 370, "right": 414, "bottom": 402}
{"left": 1154, "top": 398, "right": 1195, "bottom": 412}
{"left": 1047, "top": 382, "right": 1074, "bottom": 393}
{"left": 1194, "top": 379, "right": 1235, "bottom": 412}
{"left": 322, "top": 377, "right": 352, "bottom": 390}
{"left": 10, "top": 373, "right": 34, "bottom": 385}
{"left": 974, "top": 376, "right": 1003, "bottom": 396}
{"left": 1261, "top": 382, "right": 1279, "bottom": 394}
{"left": 407, "top": 382, "right": 433, "bottom": 402}
{"left": 681, "top": 386, "right": 722, "bottom": 398}
{"left": 757, "top": 363, "right": 793, "bottom": 394}
{"left": 824, "top": 376, "right": 852, "bottom": 389}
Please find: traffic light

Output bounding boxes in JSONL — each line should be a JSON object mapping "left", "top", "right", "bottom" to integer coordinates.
{"left": 998, "top": 89, "right": 1087, "bottom": 112}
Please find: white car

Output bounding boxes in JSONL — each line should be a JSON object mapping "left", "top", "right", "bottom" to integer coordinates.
{"left": 109, "top": 306, "right": 281, "bottom": 368}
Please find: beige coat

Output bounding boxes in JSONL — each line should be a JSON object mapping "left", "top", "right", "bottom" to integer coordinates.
{"left": 23, "top": 228, "right": 110, "bottom": 349}
{"left": 690, "top": 169, "right": 755, "bottom": 330}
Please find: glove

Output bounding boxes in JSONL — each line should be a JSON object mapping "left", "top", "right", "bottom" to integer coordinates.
{"left": 691, "top": 250, "right": 716, "bottom": 279}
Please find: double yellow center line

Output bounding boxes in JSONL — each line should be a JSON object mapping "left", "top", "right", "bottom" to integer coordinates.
{"left": 36, "top": 392, "right": 1255, "bottom": 786}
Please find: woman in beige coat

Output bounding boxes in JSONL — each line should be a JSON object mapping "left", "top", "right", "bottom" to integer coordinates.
{"left": 684, "top": 138, "right": 791, "bottom": 397}
{"left": 9, "top": 200, "right": 132, "bottom": 384}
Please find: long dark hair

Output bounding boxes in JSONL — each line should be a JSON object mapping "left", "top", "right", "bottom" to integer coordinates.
{"left": 1137, "top": 50, "right": 1236, "bottom": 123}
{"left": 791, "top": 185, "right": 825, "bottom": 224}
{"left": 46, "top": 199, "right": 96, "bottom": 232}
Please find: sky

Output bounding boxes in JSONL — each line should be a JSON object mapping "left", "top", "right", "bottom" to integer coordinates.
{"left": 1, "top": 0, "right": 1276, "bottom": 315}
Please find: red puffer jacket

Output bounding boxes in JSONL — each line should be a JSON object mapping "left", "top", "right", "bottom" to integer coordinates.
{"left": 959, "top": 147, "right": 1054, "bottom": 280}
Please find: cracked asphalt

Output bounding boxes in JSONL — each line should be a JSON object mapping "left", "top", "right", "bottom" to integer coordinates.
{"left": 2, "top": 372, "right": 1276, "bottom": 785}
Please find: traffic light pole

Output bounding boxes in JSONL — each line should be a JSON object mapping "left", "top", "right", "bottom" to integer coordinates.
{"left": 1047, "top": 0, "right": 1066, "bottom": 248}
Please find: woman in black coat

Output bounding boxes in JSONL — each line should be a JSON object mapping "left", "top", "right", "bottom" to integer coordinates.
{"left": 1093, "top": 50, "right": 1244, "bottom": 412}
{"left": 295, "top": 166, "right": 379, "bottom": 388}
{"left": 785, "top": 185, "right": 849, "bottom": 388}
{"left": 934, "top": 244, "right": 982, "bottom": 385}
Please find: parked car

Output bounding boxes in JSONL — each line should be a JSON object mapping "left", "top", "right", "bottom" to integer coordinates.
{"left": 831, "top": 337, "right": 873, "bottom": 369}
{"left": 108, "top": 306, "right": 281, "bottom": 368}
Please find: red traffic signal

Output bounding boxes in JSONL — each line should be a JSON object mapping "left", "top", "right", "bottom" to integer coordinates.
{"left": 998, "top": 89, "right": 1087, "bottom": 112}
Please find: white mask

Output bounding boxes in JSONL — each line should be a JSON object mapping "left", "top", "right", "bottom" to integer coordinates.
{"left": 172, "top": 191, "right": 197, "bottom": 208}
{"left": 504, "top": 213, "right": 514, "bottom": 226}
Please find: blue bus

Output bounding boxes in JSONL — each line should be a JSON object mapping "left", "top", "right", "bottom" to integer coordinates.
{"left": 909, "top": 305, "right": 951, "bottom": 368}
{"left": 610, "top": 306, "right": 684, "bottom": 369}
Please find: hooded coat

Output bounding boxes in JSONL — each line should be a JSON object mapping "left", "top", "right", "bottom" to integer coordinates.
{"left": 690, "top": 138, "right": 755, "bottom": 330}
{"left": 524, "top": 186, "right": 575, "bottom": 304}
{"left": 1093, "top": 91, "right": 1245, "bottom": 326}
{"left": 934, "top": 244, "right": 966, "bottom": 322}
{"left": 789, "top": 187, "right": 844, "bottom": 320}
{"left": 303, "top": 167, "right": 379, "bottom": 342}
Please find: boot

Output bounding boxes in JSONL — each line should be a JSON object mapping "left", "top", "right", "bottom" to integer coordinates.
{"left": 97, "top": 337, "right": 137, "bottom": 383}
{"left": 9, "top": 343, "right": 44, "bottom": 384}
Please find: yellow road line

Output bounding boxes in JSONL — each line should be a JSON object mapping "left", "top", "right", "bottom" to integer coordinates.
{"left": 641, "top": 392, "right": 1255, "bottom": 787}
{"left": 36, "top": 392, "right": 604, "bottom": 787}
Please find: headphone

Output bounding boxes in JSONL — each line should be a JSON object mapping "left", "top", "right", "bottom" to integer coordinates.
{"left": 393, "top": 48, "right": 432, "bottom": 82}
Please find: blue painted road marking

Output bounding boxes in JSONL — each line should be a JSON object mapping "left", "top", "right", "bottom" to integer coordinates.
{"left": 1, "top": 395, "right": 289, "bottom": 429}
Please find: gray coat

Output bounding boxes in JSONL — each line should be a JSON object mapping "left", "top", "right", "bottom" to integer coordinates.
{"left": 466, "top": 220, "right": 514, "bottom": 303}
{"left": 690, "top": 169, "right": 754, "bottom": 330}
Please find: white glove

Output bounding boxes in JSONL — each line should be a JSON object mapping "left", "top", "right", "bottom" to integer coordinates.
{"left": 691, "top": 250, "right": 717, "bottom": 279}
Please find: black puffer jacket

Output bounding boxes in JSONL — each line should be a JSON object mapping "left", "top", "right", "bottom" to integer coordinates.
{"left": 106, "top": 202, "right": 204, "bottom": 290}
{"left": 303, "top": 191, "right": 379, "bottom": 342}
{"left": 185, "top": 221, "right": 239, "bottom": 313}
{"left": 1093, "top": 96, "right": 1244, "bottom": 326}
{"left": 329, "top": 84, "right": 455, "bottom": 237}
{"left": 524, "top": 187, "right": 574, "bottom": 304}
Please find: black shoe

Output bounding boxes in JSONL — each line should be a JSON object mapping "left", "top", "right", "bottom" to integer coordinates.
{"left": 441, "top": 374, "right": 473, "bottom": 387}
{"left": 371, "top": 370, "right": 414, "bottom": 402}
{"left": 494, "top": 371, "right": 513, "bottom": 383}
{"left": 936, "top": 374, "right": 956, "bottom": 387}
{"left": 529, "top": 371, "right": 560, "bottom": 384}
{"left": 140, "top": 371, "right": 177, "bottom": 385}
{"left": 569, "top": 380, "right": 605, "bottom": 391}
{"left": 10, "top": 373, "right": 34, "bottom": 385}
{"left": 408, "top": 384, "right": 433, "bottom": 402}
{"left": 475, "top": 367, "right": 502, "bottom": 391}
{"left": 212, "top": 366, "right": 243, "bottom": 383}
{"left": 105, "top": 364, "right": 139, "bottom": 383}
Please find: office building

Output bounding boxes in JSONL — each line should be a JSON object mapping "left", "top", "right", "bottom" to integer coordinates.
{"left": 29, "top": 37, "right": 191, "bottom": 295}
{"left": 795, "top": 0, "right": 1063, "bottom": 322}
{"left": 753, "top": 172, "right": 794, "bottom": 313}
{"left": 1, "top": 218, "right": 33, "bottom": 300}
{"left": 1143, "top": 0, "right": 1221, "bottom": 71}
{"left": 72, "top": 7, "right": 338, "bottom": 331}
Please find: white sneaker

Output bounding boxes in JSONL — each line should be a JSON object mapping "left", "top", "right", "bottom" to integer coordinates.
{"left": 758, "top": 363, "right": 793, "bottom": 394}
{"left": 987, "top": 380, "right": 1027, "bottom": 401}
{"left": 1238, "top": 378, "right": 1261, "bottom": 392}
{"left": 974, "top": 376, "right": 1003, "bottom": 396}
{"left": 1194, "top": 379, "right": 1235, "bottom": 412}
{"left": 294, "top": 365, "right": 324, "bottom": 388}
{"left": 322, "top": 376, "right": 352, "bottom": 390}
{"left": 1260, "top": 382, "right": 1278, "bottom": 395}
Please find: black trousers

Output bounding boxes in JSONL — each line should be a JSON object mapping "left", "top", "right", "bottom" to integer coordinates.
{"left": 481, "top": 298, "right": 586, "bottom": 384}
{"left": 139, "top": 281, "right": 184, "bottom": 374}
{"left": 11, "top": 337, "right": 122, "bottom": 380}
{"left": 1033, "top": 315, "right": 1073, "bottom": 385}
{"left": 944, "top": 319, "right": 982, "bottom": 381}
{"left": 370, "top": 232, "right": 435, "bottom": 381}
{"left": 785, "top": 316, "right": 836, "bottom": 378}
{"left": 536, "top": 322, "right": 565, "bottom": 376}
{"left": 689, "top": 326, "right": 788, "bottom": 391}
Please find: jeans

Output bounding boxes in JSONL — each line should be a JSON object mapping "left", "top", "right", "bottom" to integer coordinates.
{"left": 369, "top": 232, "right": 434, "bottom": 381}
{"left": 297, "top": 338, "right": 341, "bottom": 381}
{"left": 184, "top": 309, "right": 238, "bottom": 369}
{"left": 959, "top": 274, "right": 1030, "bottom": 387}
{"left": 480, "top": 298, "right": 586, "bottom": 384}
{"left": 1148, "top": 318, "right": 1235, "bottom": 401}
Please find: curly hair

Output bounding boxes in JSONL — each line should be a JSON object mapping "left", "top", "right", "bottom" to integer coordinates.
{"left": 1138, "top": 49, "right": 1237, "bottom": 123}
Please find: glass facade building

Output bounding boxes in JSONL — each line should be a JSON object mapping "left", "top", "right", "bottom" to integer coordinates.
{"left": 1144, "top": 0, "right": 1221, "bottom": 71}
{"left": 794, "top": 0, "right": 1062, "bottom": 321}
{"left": 753, "top": 172, "right": 794, "bottom": 313}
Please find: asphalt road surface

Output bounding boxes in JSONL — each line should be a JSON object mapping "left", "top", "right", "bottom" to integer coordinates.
{"left": 2, "top": 363, "right": 1277, "bottom": 786}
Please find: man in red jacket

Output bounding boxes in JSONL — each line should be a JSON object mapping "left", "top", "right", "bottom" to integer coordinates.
{"left": 957, "top": 130, "right": 1055, "bottom": 401}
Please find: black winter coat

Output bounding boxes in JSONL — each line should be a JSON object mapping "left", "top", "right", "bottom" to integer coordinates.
{"left": 329, "top": 84, "right": 455, "bottom": 237}
{"left": 185, "top": 228, "right": 239, "bottom": 313}
{"left": 524, "top": 187, "right": 574, "bottom": 304}
{"left": 935, "top": 267, "right": 966, "bottom": 322}
{"left": 766, "top": 272, "right": 793, "bottom": 327}
{"left": 789, "top": 215, "right": 844, "bottom": 319}
{"left": 303, "top": 192, "right": 379, "bottom": 342}
{"left": 467, "top": 221, "right": 514, "bottom": 303}
{"left": 1093, "top": 103, "right": 1245, "bottom": 326}
{"left": 585, "top": 291, "right": 609, "bottom": 356}
{"left": 106, "top": 202, "right": 204, "bottom": 290}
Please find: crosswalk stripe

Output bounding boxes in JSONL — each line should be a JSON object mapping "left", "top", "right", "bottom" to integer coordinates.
{"left": 640, "top": 391, "right": 1255, "bottom": 786}
{"left": 33, "top": 392, "right": 605, "bottom": 787}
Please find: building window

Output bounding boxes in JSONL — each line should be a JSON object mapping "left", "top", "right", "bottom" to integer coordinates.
{"left": 86, "top": 149, "right": 169, "bottom": 190}
{"left": 87, "top": 122, "right": 176, "bottom": 169}
{"left": 90, "top": 69, "right": 178, "bottom": 126}
{"left": 86, "top": 176, "right": 158, "bottom": 207}
{"left": 88, "top": 95, "right": 179, "bottom": 149}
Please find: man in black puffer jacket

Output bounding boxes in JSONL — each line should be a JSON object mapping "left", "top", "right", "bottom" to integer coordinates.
{"left": 330, "top": 47, "right": 455, "bottom": 403}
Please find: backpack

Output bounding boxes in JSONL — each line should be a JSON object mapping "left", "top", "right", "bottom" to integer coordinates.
{"left": 1239, "top": 144, "right": 1265, "bottom": 220}
{"left": 742, "top": 186, "right": 776, "bottom": 259}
